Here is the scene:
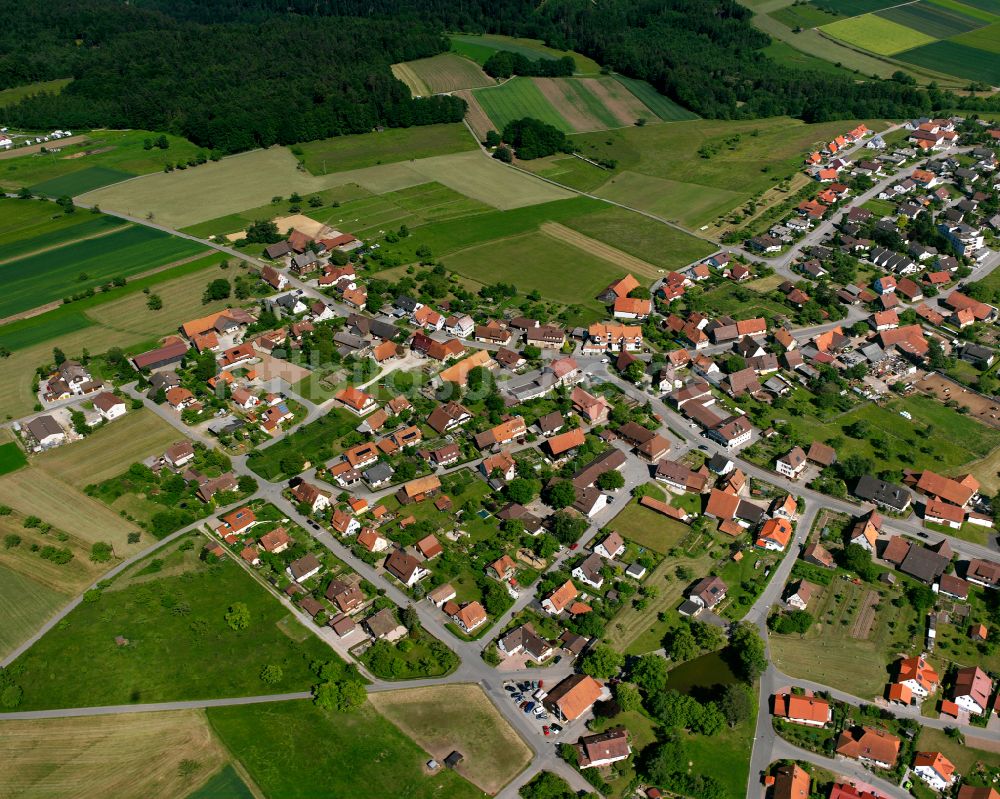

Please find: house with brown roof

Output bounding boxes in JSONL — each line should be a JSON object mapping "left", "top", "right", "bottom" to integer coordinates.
{"left": 772, "top": 764, "right": 810, "bottom": 799}
{"left": 806, "top": 441, "right": 836, "bottom": 467}
{"left": 286, "top": 553, "right": 322, "bottom": 583}
{"left": 776, "top": 446, "right": 807, "bottom": 479}
{"left": 498, "top": 623, "right": 553, "bottom": 662}
{"left": 395, "top": 475, "right": 441, "bottom": 505}
{"left": 326, "top": 578, "right": 364, "bottom": 613}
{"left": 952, "top": 665, "right": 992, "bottom": 715}
{"left": 488, "top": 555, "right": 517, "bottom": 581}
{"left": 576, "top": 729, "right": 631, "bottom": 769}
{"left": 259, "top": 527, "right": 291, "bottom": 554}
{"left": 452, "top": 601, "right": 488, "bottom": 633}
{"left": 835, "top": 726, "right": 900, "bottom": 768}
{"left": 364, "top": 607, "right": 406, "bottom": 642}
{"left": 571, "top": 386, "right": 611, "bottom": 424}
{"left": 594, "top": 532, "right": 625, "bottom": 560}
{"left": 784, "top": 579, "right": 816, "bottom": 610}
{"left": 688, "top": 576, "right": 727, "bottom": 610}
{"left": 290, "top": 480, "right": 331, "bottom": 514}
{"left": 384, "top": 549, "right": 430, "bottom": 587}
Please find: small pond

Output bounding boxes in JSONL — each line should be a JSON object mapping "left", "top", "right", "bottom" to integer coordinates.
{"left": 665, "top": 651, "right": 739, "bottom": 696}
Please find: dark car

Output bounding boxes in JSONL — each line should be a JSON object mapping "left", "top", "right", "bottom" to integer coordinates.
{"left": 523, "top": 702, "right": 535, "bottom": 714}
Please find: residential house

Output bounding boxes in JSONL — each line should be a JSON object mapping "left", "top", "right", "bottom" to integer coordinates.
{"left": 92, "top": 392, "right": 126, "bottom": 421}
{"left": 952, "top": 666, "right": 992, "bottom": 715}
{"left": 542, "top": 580, "right": 578, "bottom": 614}
{"left": 913, "top": 752, "right": 956, "bottom": 791}
{"left": 498, "top": 623, "right": 553, "bottom": 662}
{"left": 776, "top": 446, "right": 807, "bottom": 479}
{"left": 286, "top": 553, "right": 322, "bottom": 583}
{"left": 594, "top": 532, "right": 625, "bottom": 560}
{"left": 290, "top": 480, "right": 331, "bottom": 514}
{"left": 576, "top": 730, "right": 631, "bottom": 769}
{"left": 543, "top": 674, "right": 605, "bottom": 722}
{"left": 835, "top": 726, "right": 901, "bottom": 768}
{"left": 573, "top": 553, "right": 606, "bottom": 589}
{"left": 772, "top": 693, "right": 832, "bottom": 726}
{"left": 384, "top": 549, "right": 430, "bottom": 587}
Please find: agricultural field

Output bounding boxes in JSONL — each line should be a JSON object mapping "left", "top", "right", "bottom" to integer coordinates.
{"left": 0, "top": 77, "right": 72, "bottom": 107}
{"left": 0, "top": 224, "right": 207, "bottom": 318}
{"left": 207, "top": 699, "right": 486, "bottom": 799}
{"left": 3, "top": 551, "right": 341, "bottom": 711}
{"left": 81, "top": 144, "right": 567, "bottom": 226}
{"left": 770, "top": 2, "right": 844, "bottom": 28}
{"left": 0, "top": 710, "right": 230, "bottom": 799}
{"left": 876, "top": 0, "right": 985, "bottom": 38}
{"left": 896, "top": 40, "right": 1000, "bottom": 83}
{"left": 0, "top": 440, "right": 27, "bottom": 475}
{"left": 369, "top": 684, "right": 532, "bottom": 794}
{"left": 450, "top": 33, "right": 601, "bottom": 74}
{"left": 820, "top": 14, "right": 936, "bottom": 55}
{"left": 442, "top": 231, "right": 623, "bottom": 313}
{"left": 0, "top": 466, "right": 139, "bottom": 548}
{"left": 610, "top": 75, "right": 700, "bottom": 121}
{"left": 391, "top": 53, "right": 494, "bottom": 96}
{"left": 297, "top": 123, "right": 476, "bottom": 174}
{"left": 473, "top": 76, "right": 667, "bottom": 134}
{"left": 814, "top": 0, "right": 910, "bottom": 14}
{"left": 0, "top": 197, "right": 128, "bottom": 268}
{"left": 760, "top": 40, "right": 863, "bottom": 75}
{"left": 516, "top": 153, "right": 612, "bottom": 192}
{"left": 952, "top": 21, "right": 1000, "bottom": 50}
{"left": 186, "top": 765, "right": 255, "bottom": 799}
{"left": 0, "top": 129, "right": 203, "bottom": 194}
{"left": 539, "top": 222, "right": 663, "bottom": 280}
{"left": 569, "top": 116, "right": 890, "bottom": 229}
{"left": 0, "top": 563, "right": 68, "bottom": 660}
{"left": 84, "top": 256, "right": 252, "bottom": 342}
{"left": 769, "top": 571, "right": 919, "bottom": 698}
{"left": 0, "top": 512, "right": 110, "bottom": 600}
{"left": 32, "top": 410, "right": 181, "bottom": 488}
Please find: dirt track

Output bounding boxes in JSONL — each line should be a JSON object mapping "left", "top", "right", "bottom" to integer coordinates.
{"left": 539, "top": 221, "right": 664, "bottom": 281}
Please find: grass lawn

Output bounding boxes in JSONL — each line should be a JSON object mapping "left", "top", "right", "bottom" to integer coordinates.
{"left": 0, "top": 710, "right": 230, "bottom": 799}
{"left": 571, "top": 116, "right": 890, "bottom": 229}
{"left": 369, "top": 684, "right": 531, "bottom": 794}
{"left": 0, "top": 223, "right": 207, "bottom": 318}
{"left": 701, "top": 282, "right": 791, "bottom": 319}
{"left": 32, "top": 409, "right": 181, "bottom": 488}
{"left": 769, "top": 572, "right": 917, "bottom": 698}
{"left": 821, "top": 14, "right": 937, "bottom": 55}
{"left": 862, "top": 198, "right": 897, "bottom": 216}
{"left": 442, "top": 230, "right": 620, "bottom": 313}
{"left": 0, "top": 77, "right": 72, "bottom": 107}
{"left": 0, "top": 130, "right": 203, "bottom": 194}
{"left": 4, "top": 554, "right": 343, "bottom": 711}
{"left": 561, "top": 205, "right": 714, "bottom": 270}
{"left": 605, "top": 550, "right": 715, "bottom": 655}
{"left": 916, "top": 726, "right": 1000, "bottom": 772}
{"left": 246, "top": 409, "right": 357, "bottom": 480}
{"left": 0, "top": 441, "right": 27, "bottom": 475}
{"left": 608, "top": 494, "right": 694, "bottom": 554}
{"left": 298, "top": 123, "right": 476, "bottom": 175}
{"left": 0, "top": 563, "right": 68, "bottom": 660}
{"left": 207, "top": 699, "right": 487, "bottom": 799}
{"left": 683, "top": 701, "right": 756, "bottom": 799}
{"left": 185, "top": 764, "right": 254, "bottom": 799}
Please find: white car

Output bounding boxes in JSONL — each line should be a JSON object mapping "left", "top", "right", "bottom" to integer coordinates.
{"left": 533, "top": 705, "right": 545, "bottom": 716}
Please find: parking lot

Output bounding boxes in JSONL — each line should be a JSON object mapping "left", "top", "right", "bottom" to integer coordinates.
{"left": 502, "top": 679, "right": 562, "bottom": 738}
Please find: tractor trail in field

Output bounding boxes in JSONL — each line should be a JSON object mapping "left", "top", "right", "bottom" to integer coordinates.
{"left": 539, "top": 221, "right": 663, "bottom": 281}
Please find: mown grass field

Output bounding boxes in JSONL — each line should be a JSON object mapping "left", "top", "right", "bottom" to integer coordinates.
{"left": 610, "top": 74, "right": 699, "bottom": 121}
{"left": 0, "top": 129, "right": 203, "bottom": 194}
{"left": 0, "top": 562, "right": 68, "bottom": 660}
{"left": 33, "top": 410, "right": 181, "bottom": 488}
{"left": 4, "top": 554, "right": 342, "bottom": 711}
{"left": 769, "top": 572, "right": 918, "bottom": 698}
{"left": 0, "top": 197, "right": 126, "bottom": 261}
{"left": 442, "top": 230, "right": 622, "bottom": 311}
{"left": 450, "top": 33, "right": 601, "bottom": 73}
{"left": 0, "top": 466, "right": 142, "bottom": 549}
{"left": 0, "top": 77, "right": 72, "bottom": 107}
{"left": 770, "top": 2, "right": 844, "bottom": 28}
{"left": 391, "top": 53, "right": 494, "bottom": 96}
{"left": 761, "top": 40, "right": 863, "bottom": 76}
{"left": 33, "top": 166, "right": 137, "bottom": 197}
{"left": 207, "top": 699, "right": 486, "bottom": 799}
{"left": 608, "top": 495, "right": 694, "bottom": 554}
{"left": 0, "top": 224, "right": 207, "bottom": 318}
{"left": 0, "top": 511, "right": 111, "bottom": 597}
{"left": 298, "top": 123, "right": 476, "bottom": 174}
{"left": 571, "top": 116, "right": 889, "bottom": 229}
{"left": 369, "top": 685, "right": 531, "bottom": 794}
{"left": 0, "top": 710, "right": 230, "bottom": 799}
{"left": 821, "top": 13, "right": 937, "bottom": 54}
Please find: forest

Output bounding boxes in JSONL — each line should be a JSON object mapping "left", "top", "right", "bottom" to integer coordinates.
{"left": 0, "top": 0, "right": 997, "bottom": 154}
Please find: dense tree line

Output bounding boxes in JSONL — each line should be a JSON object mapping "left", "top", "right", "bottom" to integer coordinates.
{"left": 4, "top": 0, "right": 1000, "bottom": 155}
{"left": 501, "top": 117, "right": 573, "bottom": 160}
{"left": 0, "top": 0, "right": 464, "bottom": 153}
{"left": 483, "top": 52, "right": 574, "bottom": 79}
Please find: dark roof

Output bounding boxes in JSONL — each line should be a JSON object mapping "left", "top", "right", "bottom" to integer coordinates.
{"left": 899, "top": 545, "right": 949, "bottom": 584}
{"left": 854, "top": 475, "right": 911, "bottom": 511}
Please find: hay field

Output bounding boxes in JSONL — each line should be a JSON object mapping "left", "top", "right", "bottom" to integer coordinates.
{"left": 369, "top": 684, "right": 531, "bottom": 794}
{"left": 407, "top": 151, "right": 573, "bottom": 209}
{"left": 0, "top": 563, "right": 67, "bottom": 660}
{"left": 595, "top": 170, "right": 742, "bottom": 229}
{"left": 821, "top": 13, "right": 937, "bottom": 54}
{"left": 392, "top": 53, "right": 494, "bottom": 95}
{"left": 540, "top": 222, "right": 662, "bottom": 280}
{"left": 0, "top": 514, "right": 110, "bottom": 594}
{"left": 454, "top": 89, "right": 495, "bottom": 140}
{"left": 85, "top": 257, "right": 242, "bottom": 341}
{"left": 0, "top": 710, "right": 229, "bottom": 799}
{"left": 33, "top": 410, "right": 181, "bottom": 488}
{"left": 0, "top": 467, "right": 136, "bottom": 548}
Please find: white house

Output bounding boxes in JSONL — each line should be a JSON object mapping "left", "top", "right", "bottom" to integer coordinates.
{"left": 776, "top": 446, "right": 807, "bottom": 479}
{"left": 93, "top": 392, "right": 127, "bottom": 422}
{"left": 952, "top": 666, "right": 992, "bottom": 715}
{"left": 593, "top": 532, "right": 625, "bottom": 560}
{"left": 912, "top": 752, "right": 956, "bottom": 792}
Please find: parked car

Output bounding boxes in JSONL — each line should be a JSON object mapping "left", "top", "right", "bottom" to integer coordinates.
{"left": 569, "top": 543, "right": 579, "bottom": 550}
{"left": 542, "top": 725, "right": 551, "bottom": 736}
{"left": 504, "top": 684, "right": 517, "bottom": 693}
{"left": 533, "top": 705, "right": 545, "bottom": 716}
{"left": 549, "top": 724, "right": 563, "bottom": 735}
{"left": 524, "top": 702, "right": 535, "bottom": 714}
